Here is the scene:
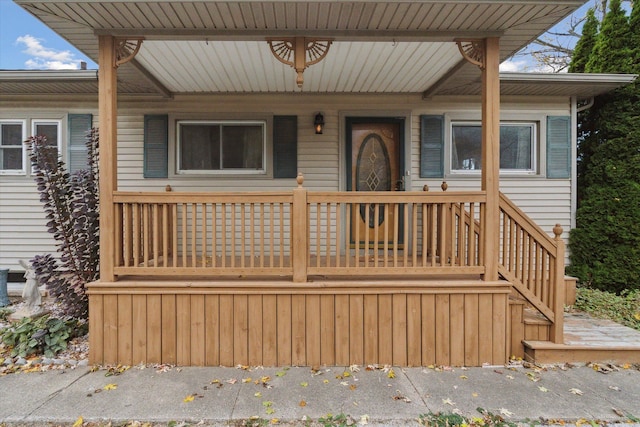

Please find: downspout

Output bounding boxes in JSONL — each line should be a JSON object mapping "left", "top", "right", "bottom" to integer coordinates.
{"left": 571, "top": 96, "right": 578, "bottom": 231}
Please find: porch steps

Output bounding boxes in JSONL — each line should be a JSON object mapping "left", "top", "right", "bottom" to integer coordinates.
{"left": 508, "top": 299, "right": 552, "bottom": 359}
{"left": 523, "top": 312, "right": 640, "bottom": 364}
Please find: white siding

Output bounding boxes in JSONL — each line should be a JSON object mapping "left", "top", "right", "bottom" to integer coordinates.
{"left": 0, "top": 93, "right": 573, "bottom": 270}
{"left": 0, "top": 101, "right": 97, "bottom": 271}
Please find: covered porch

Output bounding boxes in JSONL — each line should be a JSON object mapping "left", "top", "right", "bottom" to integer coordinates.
{"left": 16, "top": 0, "right": 593, "bottom": 366}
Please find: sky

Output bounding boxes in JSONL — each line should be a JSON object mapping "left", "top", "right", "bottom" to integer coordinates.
{"left": 0, "top": 0, "right": 97, "bottom": 70}
{"left": 0, "top": 0, "right": 610, "bottom": 73}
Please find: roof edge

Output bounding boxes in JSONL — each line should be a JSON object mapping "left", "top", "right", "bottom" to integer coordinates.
{"left": 500, "top": 72, "right": 638, "bottom": 85}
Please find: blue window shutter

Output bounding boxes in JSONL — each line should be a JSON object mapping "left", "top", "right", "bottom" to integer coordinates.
{"left": 67, "top": 114, "right": 92, "bottom": 173}
{"left": 273, "top": 115, "right": 297, "bottom": 178}
{"left": 144, "top": 115, "right": 168, "bottom": 178}
{"left": 547, "top": 116, "right": 571, "bottom": 179}
{"left": 420, "top": 115, "right": 444, "bottom": 178}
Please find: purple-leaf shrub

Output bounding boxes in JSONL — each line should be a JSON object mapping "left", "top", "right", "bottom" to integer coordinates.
{"left": 26, "top": 129, "right": 99, "bottom": 319}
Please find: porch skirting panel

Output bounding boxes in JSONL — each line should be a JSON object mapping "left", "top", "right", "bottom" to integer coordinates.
{"left": 87, "top": 279, "right": 511, "bottom": 367}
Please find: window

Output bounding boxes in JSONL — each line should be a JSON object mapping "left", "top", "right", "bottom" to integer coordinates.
{"left": 451, "top": 122, "right": 536, "bottom": 173}
{"left": 0, "top": 120, "right": 26, "bottom": 174}
{"left": 31, "top": 120, "right": 62, "bottom": 173}
{"left": 177, "top": 120, "right": 266, "bottom": 174}
{"left": 32, "top": 120, "right": 62, "bottom": 155}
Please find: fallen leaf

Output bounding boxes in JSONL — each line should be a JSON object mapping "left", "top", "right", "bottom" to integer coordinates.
{"left": 387, "top": 369, "right": 396, "bottom": 379}
{"left": 459, "top": 375, "right": 468, "bottom": 380}
{"left": 350, "top": 384, "right": 357, "bottom": 391}
{"left": 360, "top": 414, "right": 369, "bottom": 425}
{"left": 72, "top": 416, "right": 84, "bottom": 427}
{"left": 260, "top": 376, "right": 271, "bottom": 383}
{"left": 349, "top": 364, "right": 361, "bottom": 372}
{"left": 299, "top": 400, "right": 307, "bottom": 407}
{"left": 103, "top": 383, "right": 117, "bottom": 391}
{"left": 323, "top": 379, "right": 330, "bottom": 384}
{"left": 526, "top": 372, "right": 541, "bottom": 382}
{"left": 183, "top": 395, "right": 195, "bottom": 403}
{"left": 608, "top": 386, "right": 620, "bottom": 391}
{"left": 622, "top": 363, "right": 631, "bottom": 369}
{"left": 442, "top": 398, "right": 455, "bottom": 406}
{"left": 538, "top": 386, "right": 549, "bottom": 392}
{"left": 342, "top": 371, "right": 351, "bottom": 377}
{"left": 393, "top": 391, "right": 411, "bottom": 403}
{"left": 210, "top": 379, "right": 220, "bottom": 384}
{"left": 236, "top": 364, "right": 250, "bottom": 370}
{"left": 506, "top": 375, "right": 514, "bottom": 380}
{"left": 612, "top": 408, "right": 625, "bottom": 417}
{"left": 254, "top": 392, "right": 262, "bottom": 398}
{"left": 265, "top": 408, "right": 275, "bottom": 415}
{"left": 270, "top": 419, "right": 279, "bottom": 424}
{"left": 263, "top": 401, "right": 273, "bottom": 407}
{"left": 276, "top": 371, "right": 286, "bottom": 377}
{"left": 500, "top": 408, "right": 513, "bottom": 417}
{"left": 300, "top": 381, "right": 308, "bottom": 387}
{"left": 570, "top": 388, "right": 584, "bottom": 395}
{"left": 472, "top": 392, "right": 479, "bottom": 398}
{"left": 226, "top": 378, "right": 238, "bottom": 384}
{"left": 242, "top": 377, "right": 252, "bottom": 383}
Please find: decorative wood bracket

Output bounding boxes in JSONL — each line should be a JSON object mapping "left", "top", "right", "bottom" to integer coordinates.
{"left": 455, "top": 39, "right": 485, "bottom": 70}
{"left": 115, "top": 38, "right": 143, "bottom": 68}
{"left": 267, "top": 37, "right": 332, "bottom": 87}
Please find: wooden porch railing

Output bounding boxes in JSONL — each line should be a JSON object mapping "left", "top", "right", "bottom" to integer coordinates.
{"left": 112, "top": 176, "right": 486, "bottom": 280}
{"left": 109, "top": 179, "right": 565, "bottom": 343}
{"left": 498, "top": 192, "right": 565, "bottom": 343}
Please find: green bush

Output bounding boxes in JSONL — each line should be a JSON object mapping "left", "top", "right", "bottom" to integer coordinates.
{"left": 568, "top": 126, "right": 640, "bottom": 294}
{"left": 574, "top": 287, "right": 640, "bottom": 331}
{"left": 0, "top": 315, "right": 86, "bottom": 358}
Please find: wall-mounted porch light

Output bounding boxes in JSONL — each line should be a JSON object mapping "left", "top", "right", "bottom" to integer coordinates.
{"left": 314, "top": 112, "right": 325, "bottom": 134}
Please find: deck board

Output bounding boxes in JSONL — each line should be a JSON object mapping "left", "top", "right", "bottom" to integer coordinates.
{"left": 524, "top": 312, "right": 640, "bottom": 364}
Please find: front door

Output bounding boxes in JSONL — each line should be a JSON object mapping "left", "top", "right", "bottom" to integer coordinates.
{"left": 346, "top": 117, "right": 404, "bottom": 247}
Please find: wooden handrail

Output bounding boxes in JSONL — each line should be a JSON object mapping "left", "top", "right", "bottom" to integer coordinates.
{"left": 498, "top": 192, "right": 564, "bottom": 343}
{"left": 111, "top": 185, "right": 488, "bottom": 280}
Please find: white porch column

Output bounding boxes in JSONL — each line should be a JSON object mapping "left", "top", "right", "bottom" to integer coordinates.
{"left": 481, "top": 37, "right": 500, "bottom": 281}
{"left": 98, "top": 35, "right": 118, "bottom": 282}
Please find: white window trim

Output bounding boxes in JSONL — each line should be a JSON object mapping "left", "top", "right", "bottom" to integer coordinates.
{"left": 0, "top": 119, "right": 27, "bottom": 175}
{"left": 30, "top": 119, "right": 63, "bottom": 174}
{"left": 449, "top": 121, "right": 538, "bottom": 176}
{"left": 176, "top": 119, "right": 267, "bottom": 175}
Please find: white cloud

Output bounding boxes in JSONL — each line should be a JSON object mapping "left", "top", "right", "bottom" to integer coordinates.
{"left": 499, "top": 60, "right": 528, "bottom": 72}
{"left": 16, "top": 34, "right": 79, "bottom": 70}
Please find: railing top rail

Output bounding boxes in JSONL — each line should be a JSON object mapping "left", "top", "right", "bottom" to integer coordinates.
{"left": 499, "top": 192, "right": 559, "bottom": 253}
{"left": 307, "top": 191, "right": 487, "bottom": 203}
{"left": 113, "top": 191, "right": 294, "bottom": 203}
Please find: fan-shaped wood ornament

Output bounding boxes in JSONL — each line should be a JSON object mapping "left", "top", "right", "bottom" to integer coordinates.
{"left": 267, "top": 37, "right": 332, "bottom": 87}
{"left": 456, "top": 40, "right": 485, "bottom": 69}
{"left": 115, "top": 38, "right": 143, "bottom": 67}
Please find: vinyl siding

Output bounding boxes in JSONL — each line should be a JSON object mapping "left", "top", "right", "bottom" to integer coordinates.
{"left": 0, "top": 102, "right": 97, "bottom": 271}
{"left": 0, "top": 93, "right": 573, "bottom": 271}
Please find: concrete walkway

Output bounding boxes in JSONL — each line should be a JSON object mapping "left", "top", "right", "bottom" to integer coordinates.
{"left": 0, "top": 363, "right": 639, "bottom": 426}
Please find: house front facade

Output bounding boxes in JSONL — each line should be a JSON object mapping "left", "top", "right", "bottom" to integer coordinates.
{"left": 1, "top": 0, "right": 636, "bottom": 367}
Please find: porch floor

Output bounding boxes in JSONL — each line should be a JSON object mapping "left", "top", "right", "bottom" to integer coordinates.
{"left": 524, "top": 312, "right": 640, "bottom": 364}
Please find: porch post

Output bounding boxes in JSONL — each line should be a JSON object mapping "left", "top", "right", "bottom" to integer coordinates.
{"left": 481, "top": 37, "right": 500, "bottom": 282}
{"left": 98, "top": 35, "right": 118, "bottom": 282}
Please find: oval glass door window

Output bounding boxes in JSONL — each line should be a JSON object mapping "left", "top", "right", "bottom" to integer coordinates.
{"left": 355, "top": 133, "right": 390, "bottom": 227}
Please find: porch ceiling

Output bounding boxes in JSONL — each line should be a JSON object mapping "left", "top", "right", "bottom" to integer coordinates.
{"left": 16, "top": 1, "right": 587, "bottom": 95}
